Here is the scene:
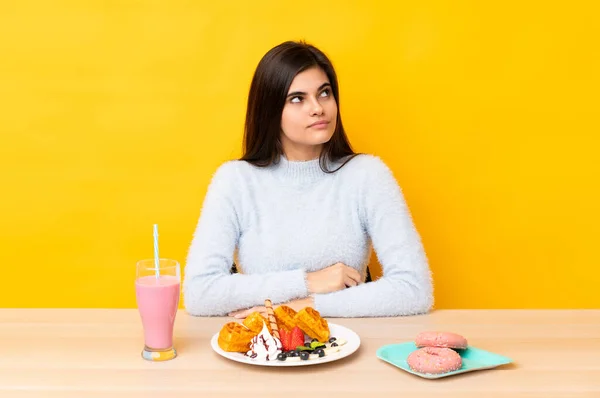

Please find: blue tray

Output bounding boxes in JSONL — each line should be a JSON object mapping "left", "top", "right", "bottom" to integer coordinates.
{"left": 376, "top": 342, "right": 513, "bottom": 379}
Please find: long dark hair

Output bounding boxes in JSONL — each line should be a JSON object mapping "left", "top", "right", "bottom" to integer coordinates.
{"left": 240, "top": 40, "right": 358, "bottom": 172}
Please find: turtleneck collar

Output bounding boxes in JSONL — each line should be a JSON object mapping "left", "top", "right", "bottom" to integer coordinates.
{"left": 270, "top": 154, "right": 330, "bottom": 185}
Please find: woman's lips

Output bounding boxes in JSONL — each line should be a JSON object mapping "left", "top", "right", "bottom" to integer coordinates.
{"left": 308, "top": 121, "right": 329, "bottom": 129}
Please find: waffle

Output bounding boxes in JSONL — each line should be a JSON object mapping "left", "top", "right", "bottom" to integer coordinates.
{"left": 242, "top": 311, "right": 272, "bottom": 335}
{"left": 274, "top": 305, "right": 297, "bottom": 332}
{"left": 217, "top": 322, "right": 257, "bottom": 352}
{"left": 294, "top": 307, "right": 330, "bottom": 343}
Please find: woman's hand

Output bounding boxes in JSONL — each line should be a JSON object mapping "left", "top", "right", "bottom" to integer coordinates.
{"left": 306, "top": 262, "right": 362, "bottom": 294}
{"left": 228, "top": 306, "right": 268, "bottom": 319}
{"left": 228, "top": 297, "right": 315, "bottom": 319}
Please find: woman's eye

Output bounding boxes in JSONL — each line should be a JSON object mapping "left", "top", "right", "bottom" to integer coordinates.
{"left": 289, "top": 89, "right": 329, "bottom": 103}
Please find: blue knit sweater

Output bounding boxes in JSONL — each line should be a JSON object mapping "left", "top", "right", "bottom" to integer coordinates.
{"left": 184, "top": 154, "right": 433, "bottom": 317}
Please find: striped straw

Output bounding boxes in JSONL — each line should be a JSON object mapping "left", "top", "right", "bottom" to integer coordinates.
{"left": 264, "top": 299, "right": 279, "bottom": 339}
{"left": 153, "top": 224, "right": 160, "bottom": 279}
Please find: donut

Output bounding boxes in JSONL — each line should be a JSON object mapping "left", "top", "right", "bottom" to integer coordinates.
{"left": 415, "top": 331, "right": 468, "bottom": 349}
{"left": 407, "top": 347, "right": 462, "bottom": 374}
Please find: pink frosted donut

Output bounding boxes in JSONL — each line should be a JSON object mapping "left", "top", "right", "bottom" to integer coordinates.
{"left": 407, "top": 347, "right": 462, "bottom": 374}
{"left": 415, "top": 331, "right": 468, "bottom": 349}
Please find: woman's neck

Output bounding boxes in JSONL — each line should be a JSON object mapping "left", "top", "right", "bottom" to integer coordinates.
{"left": 281, "top": 142, "right": 322, "bottom": 161}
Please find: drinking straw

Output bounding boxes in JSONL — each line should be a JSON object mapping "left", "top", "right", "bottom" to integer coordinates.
{"left": 153, "top": 224, "right": 160, "bottom": 279}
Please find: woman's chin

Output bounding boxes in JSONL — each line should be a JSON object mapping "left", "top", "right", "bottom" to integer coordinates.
{"left": 308, "top": 131, "right": 335, "bottom": 144}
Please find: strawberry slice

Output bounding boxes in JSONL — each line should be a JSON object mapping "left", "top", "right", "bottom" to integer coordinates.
{"left": 290, "top": 326, "right": 305, "bottom": 350}
{"left": 279, "top": 328, "right": 293, "bottom": 351}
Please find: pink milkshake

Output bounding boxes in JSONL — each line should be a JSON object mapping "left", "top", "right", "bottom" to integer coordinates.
{"left": 135, "top": 275, "right": 180, "bottom": 350}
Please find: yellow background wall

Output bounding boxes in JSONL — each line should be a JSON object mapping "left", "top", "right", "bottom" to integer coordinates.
{"left": 1, "top": 1, "right": 598, "bottom": 309}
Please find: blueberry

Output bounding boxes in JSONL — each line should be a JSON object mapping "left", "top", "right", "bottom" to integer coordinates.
{"left": 328, "top": 337, "right": 337, "bottom": 343}
{"left": 287, "top": 351, "right": 298, "bottom": 357}
{"left": 277, "top": 353, "right": 286, "bottom": 361}
{"left": 316, "top": 348, "right": 325, "bottom": 357}
{"left": 331, "top": 342, "right": 338, "bottom": 347}
{"left": 311, "top": 338, "right": 319, "bottom": 343}
{"left": 305, "top": 342, "right": 312, "bottom": 347}
{"left": 300, "top": 351, "right": 309, "bottom": 360}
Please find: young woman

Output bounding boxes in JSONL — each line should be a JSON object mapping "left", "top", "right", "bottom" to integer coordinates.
{"left": 184, "top": 41, "right": 433, "bottom": 318}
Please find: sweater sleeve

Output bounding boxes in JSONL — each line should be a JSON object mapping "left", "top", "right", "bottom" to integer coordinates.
{"left": 313, "top": 156, "right": 434, "bottom": 317}
{"left": 183, "top": 162, "right": 309, "bottom": 316}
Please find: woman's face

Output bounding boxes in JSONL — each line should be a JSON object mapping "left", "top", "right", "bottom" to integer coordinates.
{"left": 280, "top": 67, "right": 338, "bottom": 160}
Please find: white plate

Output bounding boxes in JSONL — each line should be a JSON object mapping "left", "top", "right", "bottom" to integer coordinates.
{"left": 210, "top": 322, "right": 360, "bottom": 367}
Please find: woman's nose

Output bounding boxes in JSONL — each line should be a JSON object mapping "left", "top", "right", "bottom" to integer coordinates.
{"left": 309, "top": 98, "right": 324, "bottom": 116}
